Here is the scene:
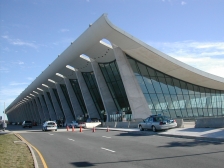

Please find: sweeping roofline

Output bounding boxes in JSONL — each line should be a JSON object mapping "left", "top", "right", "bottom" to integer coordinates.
{"left": 6, "top": 13, "right": 224, "bottom": 112}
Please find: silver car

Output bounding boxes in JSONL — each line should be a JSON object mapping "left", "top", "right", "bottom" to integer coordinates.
{"left": 138, "top": 115, "right": 177, "bottom": 132}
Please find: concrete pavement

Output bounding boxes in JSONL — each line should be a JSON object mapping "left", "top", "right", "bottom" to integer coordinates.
{"left": 94, "top": 126, "right": 224, "bottom": 142}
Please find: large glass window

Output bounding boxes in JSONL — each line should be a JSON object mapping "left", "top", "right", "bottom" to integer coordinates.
{"left": 127, "top": 55, "right": 224, "bottom": 119}
{"left": 70, "top": 79, "right": 88, "bottom": 117}
{"left": 82, "top": 72, "right": 105, "bottom": 119}
{"left": 60, "top": 84, "right": 76, "bottom": 119}
{"left": 99, "top": 60, "right": 131, "bottom": 114}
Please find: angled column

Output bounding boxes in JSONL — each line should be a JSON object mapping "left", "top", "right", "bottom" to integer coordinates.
{"left": 43, "top": 91, "right": 56, "bottom": 121}
{"left": 64, "top": 77, "right": 83, "bottom": 119}
{"left": 38, "top": 94, "right": 50, "bottom": 120}
{"left": 27, "top": 101, "right": 35, "bottom": 121}
{"left": 31, "top": 99, "right": 41, "bottom": 124}
{"left": 75, "top": 70, "right": 100, "bottom": 119}
{"left": 91, "top": 59, "right": 117, "bottom": 121}
{"left": 34, "top": 97, "right": 45, "bottom": 123}
{"left": 112, "top": 45, "right": 152, "bottom": 119}
{"left": 24, "top": 103, "right": 32, "bottom": 121}
{"left": 55, "top": 83, "right": 75, "bottom": 124}
{"left": 48, "top": 88, "right": 64, "bottom": 120}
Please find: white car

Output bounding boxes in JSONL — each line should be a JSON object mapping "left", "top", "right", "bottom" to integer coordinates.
{"left": 42, "top": 121, "right": 57, "bottom": 131}
{"left": 68, "top": 121, "right": 85, "bottom": 128}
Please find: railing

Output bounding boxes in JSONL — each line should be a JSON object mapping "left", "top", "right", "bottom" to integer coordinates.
{"left": 109, "top": 114, "right": 132, "bottom": 122}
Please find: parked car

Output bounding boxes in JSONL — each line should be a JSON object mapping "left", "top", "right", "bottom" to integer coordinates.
{"left": 86, "top": 118, "right": 100, "bottom": 123}
{"left": 138, "top": 115, "right": 177, "bottom": 132}
{"left": 42, "top": 121, "right": 57, "bottom": 131}
{"left": 68, "top": 121, "right": 85, "bottom": 128}
{"left": 22, "top": 121, "right": 32, "bottom": 128}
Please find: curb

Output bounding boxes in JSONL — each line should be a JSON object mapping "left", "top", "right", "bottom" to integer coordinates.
{"left": 14, "top": 133, "right": 39, "bottom": 168}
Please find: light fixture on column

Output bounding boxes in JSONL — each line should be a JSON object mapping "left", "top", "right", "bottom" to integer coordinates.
{"left": 66, "top": 65, "right": 76, "bottom": 71}
{"left": 99, "top": 39, "right": 112, "bottom": 48}
{"left": 37, "top": 88, "right": 43, "bottom": 91}
{"left": 33, "top": 91, "right": 39, "bottom": 94}
{"left": 56, "top": 73, "right": 65, "bottom": 78}
{"left": 24, "top": 98, "right": 29, "bottom": 101}
{"left": 26, "top": 96, "right": 31, "bottom": 99}
{"left": 48, "top": 79, "right": 56, "bottom": 83}
{"left": 30, "top": 93, "right": 35, "bottom": 97}
{"left": 80, "top": 54, "right": 90, "bottom": 62}
{"left": 42, "top": 84, "right": 49, "bottom": 88}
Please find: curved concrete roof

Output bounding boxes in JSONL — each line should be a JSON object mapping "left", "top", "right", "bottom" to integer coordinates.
{"left": 6, "top": 14, "right": 224, "bottom": 113}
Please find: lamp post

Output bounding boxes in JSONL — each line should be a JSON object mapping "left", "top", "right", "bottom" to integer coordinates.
{"left": 3, "top": 102, "right": 7, "bottom": 131}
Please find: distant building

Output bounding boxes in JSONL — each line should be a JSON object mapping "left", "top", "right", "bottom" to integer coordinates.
{"left": 5, "top": 14, "right": 224, "bottom": 124}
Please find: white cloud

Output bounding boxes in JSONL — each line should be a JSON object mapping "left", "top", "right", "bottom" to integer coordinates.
{"left": 147, "top": 41, "right": 224, "bottom": 78}
{"left": 27, "top": 77, "right": 34, "bottom": 80}
{"left": 9, "top": 82, "right": 29, "bottom": 86}
{"left": 2, "top": 35, "right": 38, "bottom": 49}
{"left": 181, "top": 1, "right": 186, "bottom": 5}
{"left": 60, "top": 29, "right": 69, "bottom": 33}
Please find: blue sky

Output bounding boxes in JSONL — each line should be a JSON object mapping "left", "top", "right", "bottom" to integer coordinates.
{"left": 1, "top": 0, "right": 224, "bottom": 119}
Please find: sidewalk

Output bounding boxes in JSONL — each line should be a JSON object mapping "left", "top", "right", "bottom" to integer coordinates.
{"left": 95, "top": 127, "right": 224, "bottom": 142}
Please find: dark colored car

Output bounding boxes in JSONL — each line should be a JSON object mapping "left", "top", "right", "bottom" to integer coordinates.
{"left": 22, "top": 121, "right": 32, "bottom": 128}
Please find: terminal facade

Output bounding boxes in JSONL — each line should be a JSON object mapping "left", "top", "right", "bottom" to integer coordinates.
{"left": 6, "top": 14, "right": 224, "bottom": 124}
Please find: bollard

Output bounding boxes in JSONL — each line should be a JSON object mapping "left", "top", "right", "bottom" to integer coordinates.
{"left": 72, "top": 125, "right": 75, "bottom": 132}
{"left": 80, "top": 126, "right": 82, "bottom": 132}
{"left": 92, "top": 127, "right": 95, "bottom": 133}
{"left": 67, "top": 126, "right": 69, "bottom": 131}
{"left": 106, "top": 126, "right": 109, "bottom": 132}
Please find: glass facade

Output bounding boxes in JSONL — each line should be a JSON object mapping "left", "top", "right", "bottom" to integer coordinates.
{"left": 98, "top": 60, "right": 131, "bottom": 114}
{"left": 82, "top": 72, "right": 105, "bottom": 120}
{"left": 53, "top": 88, "right": 65, "bottom": 119}
{"left": 127, "top": 55, "right": 224, "bottom": 119}
{"left": 60, "top": 84, "right": 76, "bottom": 119}
{"left": 47, "top": 92, "right": 55, "bottom": 112}
{"left": 70, "top": 79, "right": 88, "bottom": 117}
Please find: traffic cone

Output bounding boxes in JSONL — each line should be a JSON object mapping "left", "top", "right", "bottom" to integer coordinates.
{"left": 72, "top": 125, "right": 75, "bottom": 132}
{"left": 67, "top": 126, "right": 69, "bottom": 131}
{"left": 106, "top": 126, "right": 109, "bottom": 132}
{"left": 92, "top": 127, "right": 95, "bottom": 133}
{"left": 80, "top": 126, "right": 82, "bottom": 132}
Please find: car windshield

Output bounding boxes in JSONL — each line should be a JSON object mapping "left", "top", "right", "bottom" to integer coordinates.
{"left": 26, "top": 121, "right": 32, "bottom": 123}
{"left": 47, "top": 122, "right": 55, "bottom": 125}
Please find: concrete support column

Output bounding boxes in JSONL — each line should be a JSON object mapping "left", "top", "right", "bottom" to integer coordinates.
{"left": 34, "top": 97, "right": 45, "bottom": 123}
{"left": 21, "top": 104, "right": 26, "bottom": 120}
{"left": 75, "top": 70, "right": 100, "bottom": 119}
{"left": 112, "top": 45, "right": 151, "bottom": 119}
{"left": 91, "top": 59, "right": 117, "bottom": 121}
{"left": 48, "top": 88, "right": 64, "bottom": 120}
{"left": 31, "top": 99, "right": 41, "bottom": 124}
{"left": 38, "top": 94, "right": 50, "bottom": 120}
{"left": 27, "top": 101, "right": 35, "bottom": 121}
{"left": 55, "top": 83, "right": 75, "bottom": 124}
{"left": 64, "top": 77, "right": 83, "bottom": 119}
{"left": 43, "top": 91, "right": 56, "bottom": 121}
{"left": 25, "top": 103, "right": 32, "bottom": 120}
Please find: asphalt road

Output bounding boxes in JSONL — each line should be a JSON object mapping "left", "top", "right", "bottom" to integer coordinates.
{"left": 8, "top": 126, "right": 224, "bottom": 168}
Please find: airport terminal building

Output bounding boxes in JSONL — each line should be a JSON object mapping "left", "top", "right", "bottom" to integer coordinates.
{"left": 5, "top": 14, "right": 224, "bottom": 124}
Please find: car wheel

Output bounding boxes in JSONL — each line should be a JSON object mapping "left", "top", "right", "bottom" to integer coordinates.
{"left": 139, "top": 125, "right": 144, "bottom": 131}
{"left": 55, "top": 129, "right": 57, "bottom": 131}
{"left": 152, "top": 126, "right": 157, "bottom": 132}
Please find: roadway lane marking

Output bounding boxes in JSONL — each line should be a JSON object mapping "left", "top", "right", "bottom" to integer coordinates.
{"left": 68, "top": 138, "right": 75, "bottom": 141}
{"left": 48, "top": 133, "right": 54, "bottom": 135}
{"left": 102, "top": 136, "right": 111, "bottom": 138}
{"left": 101, "top": 147, "right": 115, "bottom": 153}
